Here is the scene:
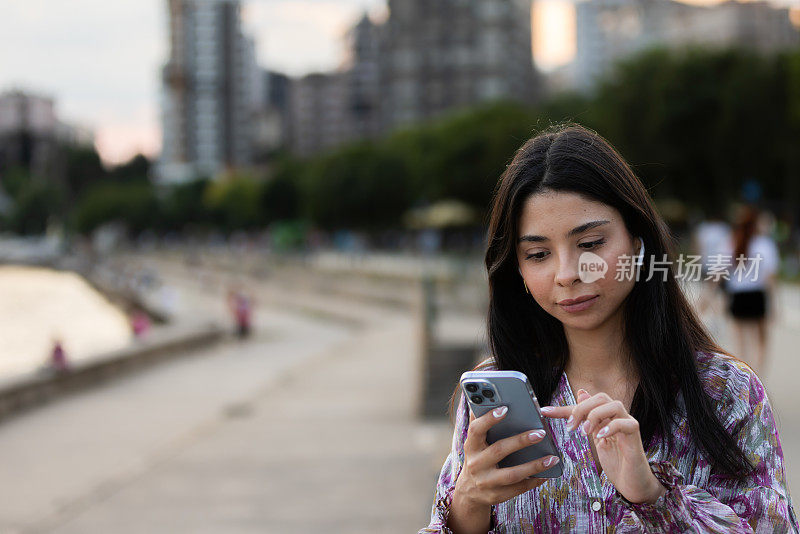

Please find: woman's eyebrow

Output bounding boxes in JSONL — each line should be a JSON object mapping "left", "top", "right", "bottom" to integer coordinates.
{"left": 518, "top": 220, "right": 610, "bottom": 243}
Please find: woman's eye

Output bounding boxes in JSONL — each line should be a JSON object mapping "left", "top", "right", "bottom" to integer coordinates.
{"left": 579, "top": 239, "right": 606, "bottom": 250}
{"left": 525, "top": 240, "right": 605, "bottom": 262}
{"left": 525, "top": 251, "right": 549, "bottom": 262}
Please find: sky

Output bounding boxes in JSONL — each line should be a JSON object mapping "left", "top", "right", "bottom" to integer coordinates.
{"left": 0, "top": 0, "right": 797, "bottom": 165}
{"left": 0, "top": 0, "right": 387, "bottom": 164}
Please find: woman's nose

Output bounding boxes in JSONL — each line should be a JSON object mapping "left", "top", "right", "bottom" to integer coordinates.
{"left": 554, "top": 254, "right": 581, "bottom": 287}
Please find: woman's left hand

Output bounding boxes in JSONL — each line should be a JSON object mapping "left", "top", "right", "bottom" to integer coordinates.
{"left": 541, "top": 389, "right": 667, "bottom": 504}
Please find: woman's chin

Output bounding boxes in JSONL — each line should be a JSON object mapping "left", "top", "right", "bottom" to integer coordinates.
{"left": 557, "top": 309, "right": 607, "bottom": 331}
{"left": 563, "top": 319, "right": 601, "bottom": 331}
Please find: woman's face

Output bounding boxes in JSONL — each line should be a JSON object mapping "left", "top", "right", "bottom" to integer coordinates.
{"left": 516, "top": 191, "right": 640, "bottom": 332}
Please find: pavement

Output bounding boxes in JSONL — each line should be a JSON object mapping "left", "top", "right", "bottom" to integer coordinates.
{"left": 0, "top": 257, "right": 454, "bottom": 534}
{"left": 0, "top": 255, "right": 797, "bottom": 533}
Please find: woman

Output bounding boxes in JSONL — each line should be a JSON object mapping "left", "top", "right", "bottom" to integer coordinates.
{"left": 420, "top": 125, "right": 797, "bottom": 533}
{"left": 724, "top": 206, "right": 780, "bottom": 377}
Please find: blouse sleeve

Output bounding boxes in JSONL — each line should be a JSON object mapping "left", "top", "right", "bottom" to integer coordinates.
{"left": 618, "top": 362, "right": 799, "bottom": 533}
{"left": 419, "top": 392, "right": 499, "bottom": 534}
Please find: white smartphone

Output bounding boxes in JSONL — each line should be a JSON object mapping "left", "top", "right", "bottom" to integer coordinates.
{"left": 460, "top": 370, "right": 563, "bottom": 478}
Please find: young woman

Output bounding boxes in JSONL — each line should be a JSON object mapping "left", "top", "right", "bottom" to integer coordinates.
{"left": 724, "top": 206, "right": 780, "bottom": 377}
{"left": 420, "top": 125, "right": 798, "bottom": 533}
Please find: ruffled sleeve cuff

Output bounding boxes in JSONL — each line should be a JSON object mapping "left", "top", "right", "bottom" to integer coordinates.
{"left": 432, "top": 486, "right": 456, "bottom": 533}
{"left": 616, "top": 460, "right": 696, "bottom": 531}
{"left": 428, "top": 487, "right": 499, "bottom": 534}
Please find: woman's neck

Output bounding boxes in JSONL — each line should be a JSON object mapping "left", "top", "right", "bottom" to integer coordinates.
{"left": 563, "top": 309, "right": 636, "bottom": 395}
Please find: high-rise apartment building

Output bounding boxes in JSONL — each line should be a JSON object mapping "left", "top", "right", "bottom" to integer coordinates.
{"left": 289, "top": 72, "right": 351, "bottom": 157}
{"left": 0, "top": 90, "right": 93, "bottom": 178}
{"left": 253, "top": 70, "right": 291, "bottom": 162}
{"left": 380, "top": 0, "right": 540, "bottom": 130}
{"left": 288, "top": 1, "right": 542, "bottom": 156}
{"left": 346, "top": 14, "right": 382, "bottom": 142}
{"left": 157, "top": 0, "right": 260, "bottom": 183}
{"left": 573, "top": 0, "right": 800, "bottom": 92}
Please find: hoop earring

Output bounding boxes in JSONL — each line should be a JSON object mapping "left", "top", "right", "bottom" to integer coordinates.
{"left": 523, "top": 280, "right": 530, "bottom": 294}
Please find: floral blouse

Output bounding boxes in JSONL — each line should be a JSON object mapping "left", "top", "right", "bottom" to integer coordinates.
{"left": 420, "top": 351, "right": 799, "bottom": 533}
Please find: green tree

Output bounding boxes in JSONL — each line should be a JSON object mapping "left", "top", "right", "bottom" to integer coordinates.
{"left": 64, "top": 146, "right": 106, "bottom": 197}
{"left": 72, "top": 182, "right": 158, "bottom": 236}
{"left": 109, "top": 154, "right": 151, "bottom": 184}
{"left": 591, "top": 46, "right": 793, "bottom": 211}
{"left": 159, "top": 178, "right": 212, "bottom": 232}
{"left": 299, "top": 142, "right": 413, "bottom": 229}
{"left": 6, "top": 179, "right": 63, "bottom": 235}
{"left": 260, "top": 157, "right": 301, "bottom": 224}
{"left": 423, "top": 101, "right": 537, "bottom": 213}
{"left": 0, "top": 166, "right": 30, "bottom": 198}
{"left": 203, "top": 173, "right": 262, "bottom": 232}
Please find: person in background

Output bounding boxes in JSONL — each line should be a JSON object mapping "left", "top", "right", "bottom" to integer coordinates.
{"left": 130, "top": 307, "right": 152, "bottom": 339}
{"left": 227, "top": 288, "right": 253, "bottom": 339}
{"left": 724, "top": 206, "right": 780, "bottom": 377}
{"left": 691, "top": 207, "right": 731, "bottom": 338}
{"left": 50, "top": 337, "right": 68, "bottom": 373}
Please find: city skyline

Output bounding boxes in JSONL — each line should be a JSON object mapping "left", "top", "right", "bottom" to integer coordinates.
{"left": 1, "top": 0, "right": 798, "bottom": 165}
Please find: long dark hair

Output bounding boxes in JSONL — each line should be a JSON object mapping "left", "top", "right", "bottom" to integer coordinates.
{"left": 482, "top": 124, "right": 752, "bottom": 478}
{"left": 733, "top": 206, "right": 759, "bottom": 263}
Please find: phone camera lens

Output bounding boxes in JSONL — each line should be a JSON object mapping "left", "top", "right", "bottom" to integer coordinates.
{"left": 482, "top": 389, "right": 495, "bottom": 399}
{"left": 465, "top": 384, "right": 478, "bottom": 393}
{"left": 470, "top": 395, "right": 483, "bottom": 404}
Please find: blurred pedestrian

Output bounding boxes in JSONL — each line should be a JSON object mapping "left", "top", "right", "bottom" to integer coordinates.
{"left": 130, "top": 307, "right": 151, "bottom": 339}
{"left": 691, "top": 207, "right": 731, "bottom": 338}
{"left": 724, "top": 206, "right": 780, "bottom": 376}
{"left": 227, "top": 288, "right": 253, "bottom": 339}
{"left": 50, "top": 337, "right": 68, "bottom": 373}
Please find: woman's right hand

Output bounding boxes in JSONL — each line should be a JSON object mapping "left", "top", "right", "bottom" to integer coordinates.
{"left": 447, "top": 405, "right": 560, "bottom": 534}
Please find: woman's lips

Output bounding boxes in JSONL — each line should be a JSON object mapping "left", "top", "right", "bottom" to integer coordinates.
{"left": 558, "top": 295, "right": 599, "bottom": 313}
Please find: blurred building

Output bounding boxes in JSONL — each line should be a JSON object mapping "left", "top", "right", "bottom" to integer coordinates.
{"left": 0, "top": 90, "right": 93, "bottom": 178}
{"left": 253, "top": 70, "right": 291, "bottom": 162}
{"left": 346, "top": 14, "right": 382, "bottom": 143}
{"left": 289, "top": 73, "right": 351, "bottom": 157}
{"left": 573, "top": 0, "right": 800, "bottom": 92}
{"left": 157, "top": 0, "right": 260, "bottom": 183}
{"left": 288, "top": 1, "right": 542, "bottom": 157}
{"left": 380, "top": 0, "right": 540, "bottom": 131}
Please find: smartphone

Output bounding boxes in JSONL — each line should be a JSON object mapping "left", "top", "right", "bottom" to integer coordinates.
{"left": 460, "top": 370, "right": 563, "bottom": 478}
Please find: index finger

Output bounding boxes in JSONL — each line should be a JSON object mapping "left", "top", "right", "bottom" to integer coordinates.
{"left": 540, "top": 405, "right": 573, "bottom": 419}
{"left": 464, "top": 406, "right": 507, "bottom": 455}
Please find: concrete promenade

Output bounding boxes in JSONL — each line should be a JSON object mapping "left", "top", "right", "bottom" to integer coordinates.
{"left": 0, "top": 254, "right": 798, "bottom": 533}
{"left": 0, "top": 257, "right": 456, "bottom": 533}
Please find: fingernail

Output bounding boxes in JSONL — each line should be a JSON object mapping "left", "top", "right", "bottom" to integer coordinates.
{"left": 597, "top": 426, "right": 609, "bottom": 438}
{"left": 540, "top": 406, "right": 554, "bottom": 415}
{"left": 566, "top": 415, "right": 574, "bottom": 428}
{"left": 493, "top": 406, "right": 508, "bottom": 418}
{"left": 543, "top": 456, "right": 560, "bottom": 467}
{"left": 580, "top": 421, "right": 590, "bottom": 436}
{"left": 528, "top": 430, "right": 546, "bottom": 441}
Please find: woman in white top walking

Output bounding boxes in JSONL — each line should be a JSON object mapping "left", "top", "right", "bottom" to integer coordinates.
{"left": 725, "top": 206, "right": 780, "bottom": 376}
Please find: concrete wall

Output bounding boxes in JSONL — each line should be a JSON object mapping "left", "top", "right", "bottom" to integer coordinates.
{"left": 0, "top": 324, "right": 224, "bottom": 424}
